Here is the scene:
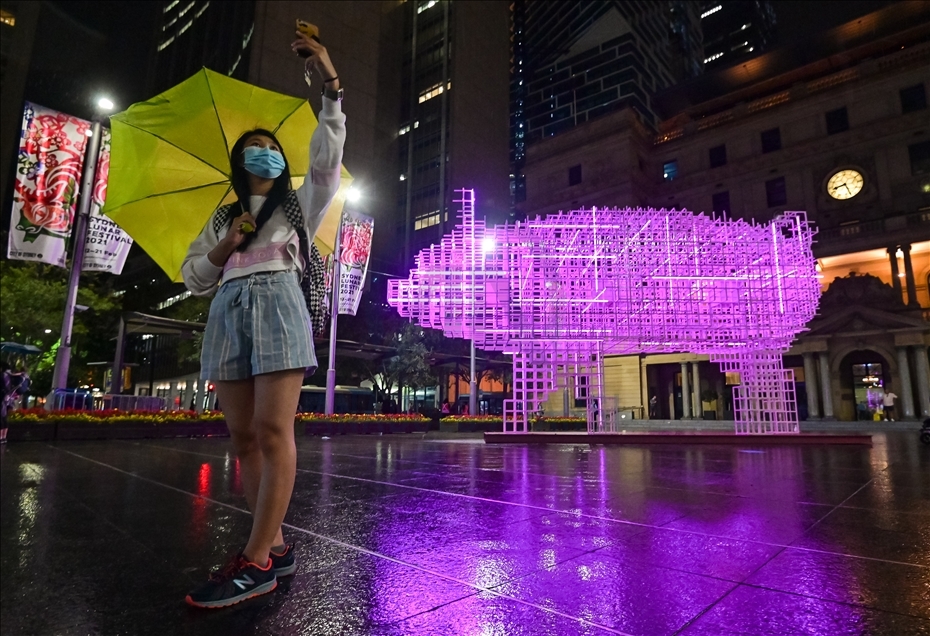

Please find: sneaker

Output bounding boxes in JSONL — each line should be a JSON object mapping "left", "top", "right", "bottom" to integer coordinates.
{"left": 270, "top": 543, "right": 296, "bottom": 577}
{"left": 185, "top": 553, "right": 276, "bottom": 609}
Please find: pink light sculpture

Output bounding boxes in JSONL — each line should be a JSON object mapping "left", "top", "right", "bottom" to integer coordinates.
{"left": 388, "top": 190, "right": 820, "bottom": 434}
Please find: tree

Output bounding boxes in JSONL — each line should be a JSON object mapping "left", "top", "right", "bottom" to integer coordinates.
{"left": 0, "top": 261, "right": 119, "bottom": 392}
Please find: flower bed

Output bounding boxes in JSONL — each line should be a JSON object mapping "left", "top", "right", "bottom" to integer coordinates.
{"left": 7, "top": 409, "right": 228, "bottom": 441}
{"left": 298, "top": 413, "right": 430, "bottom": 436}
{"left": 10, "top": 408, "right": 225, "bottom": 425}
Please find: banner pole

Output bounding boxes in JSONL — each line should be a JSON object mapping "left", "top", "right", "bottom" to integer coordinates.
{"left": 51, "top": 120, "right": 102, "bottom": 392}
{"left": 324, "top": 214, "right": 343, "bottom": 415}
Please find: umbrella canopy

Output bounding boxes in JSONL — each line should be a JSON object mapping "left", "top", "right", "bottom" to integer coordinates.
{"left": 105, "top": 68, "right": 352, "bottom": 283}
{"left": 0, "top": 342, "right": 42, "bottom": 355}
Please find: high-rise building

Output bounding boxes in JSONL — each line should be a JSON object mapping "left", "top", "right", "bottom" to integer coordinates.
{"left": 248, "top": 1, "right": 509, "bottom": 274}
{"left": 396, "top": 0, "right": 510, "bottom": 269}
{"left": 699, "top": 0, "right": 776, "bottom": 70}
{"left": 148, "top": 0, "right": 256, "bottom": 95}
{"left": 509, "top": 0, "right": 703, "bottom": 214}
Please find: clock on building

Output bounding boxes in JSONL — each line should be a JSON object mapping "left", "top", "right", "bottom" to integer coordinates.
{"left": 826, "top": 169, "right": 864, "bottom": 200}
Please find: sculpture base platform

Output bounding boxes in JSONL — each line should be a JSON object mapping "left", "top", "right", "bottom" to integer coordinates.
{"left": 484, "top": 431, "right": 872, "bottom": 446}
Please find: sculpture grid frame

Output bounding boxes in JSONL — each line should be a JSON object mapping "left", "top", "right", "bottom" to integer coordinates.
{"left": 388, "top": 189, "right": 820, "bottom": 434}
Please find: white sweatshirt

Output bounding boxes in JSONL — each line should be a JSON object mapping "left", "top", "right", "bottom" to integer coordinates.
{"left": 181, "top": 97, "right": 346, "bottom": 296}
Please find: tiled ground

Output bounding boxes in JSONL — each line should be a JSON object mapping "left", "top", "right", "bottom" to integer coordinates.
{"left": 1, "top": 433, "right": 927, "bottom": 635}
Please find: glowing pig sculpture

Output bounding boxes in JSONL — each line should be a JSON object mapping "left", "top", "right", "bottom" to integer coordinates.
{"left": 388, "top": 190, "right": 820, "bottom": 434}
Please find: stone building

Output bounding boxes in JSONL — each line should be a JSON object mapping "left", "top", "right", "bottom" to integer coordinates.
{"left": 520, "top": 2, "right": 930, "bottom": 422}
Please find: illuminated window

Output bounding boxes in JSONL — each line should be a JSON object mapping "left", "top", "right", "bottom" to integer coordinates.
{"left": 663, "top": 160, "right": 678, "bottom": 181}
{"left": 417, "top": 0, "right": 438, "bottom": 14}
{"left": 0, "top": 9, "right": 14, "bottom": 26}
{"left": 418, "top": 81, "right": 451, "bottom": 103}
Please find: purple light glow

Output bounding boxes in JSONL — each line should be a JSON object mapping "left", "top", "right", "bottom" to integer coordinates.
{"left": 388, "top": 190, "right": 820, "bottom": 434}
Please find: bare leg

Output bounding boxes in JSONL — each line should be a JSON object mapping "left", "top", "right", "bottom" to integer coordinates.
{"left": 214, "top": 378, "right": 285, "bottom": 552}
{"left": 242, "top": 369, "right": 303, "bottom": 565}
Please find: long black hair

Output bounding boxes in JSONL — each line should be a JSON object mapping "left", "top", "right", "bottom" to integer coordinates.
{"left": 228, "top": 128, "right": 292, "bottom": 251}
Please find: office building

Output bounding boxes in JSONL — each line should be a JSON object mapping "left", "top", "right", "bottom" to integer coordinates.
{"left": 510, "top": 0, "right": 703, "bottom": 213}
{"left": 700, "top": 0, "right": 776, "bottom": 70}
{"left": 149, "top": 0, "right": 255, "bottom": 95}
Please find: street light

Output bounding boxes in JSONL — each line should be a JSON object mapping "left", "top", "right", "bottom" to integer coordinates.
{"left": 325, "top": 186, "right": 362, "bottom": 414}
{"left": 50, "top": 95, "right": 112, "bottom": 398}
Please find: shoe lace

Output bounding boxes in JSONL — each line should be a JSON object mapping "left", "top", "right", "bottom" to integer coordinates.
{"left": 210, "top": 554, "right": 248, "bottom": 582}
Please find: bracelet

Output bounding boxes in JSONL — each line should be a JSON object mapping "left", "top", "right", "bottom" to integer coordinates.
{"left": 323, "top": 76, "right": 338, "bottom": 84}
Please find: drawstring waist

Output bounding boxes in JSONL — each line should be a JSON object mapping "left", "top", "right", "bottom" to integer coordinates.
{"left": 223, "top": 270, "right": 297, "bottom": 310}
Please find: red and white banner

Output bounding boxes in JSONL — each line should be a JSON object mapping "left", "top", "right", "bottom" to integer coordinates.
{"left": 82, "top": 128, "right": 132, "bottom": 274}
{"left": 7, "top": 103, "right": 132, "bottom": 273}
{"left": 324, "top": 210, "right": 374, "bottom": 316}
{"left": 7, "top": 102, "right": 90, "bottom": 267}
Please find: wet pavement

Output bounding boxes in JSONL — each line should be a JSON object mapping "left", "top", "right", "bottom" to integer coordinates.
{"left": 1, "top": 433, "right": 927, "bottom": 636}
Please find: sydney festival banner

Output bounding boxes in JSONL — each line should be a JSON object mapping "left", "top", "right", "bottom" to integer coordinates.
{"left": 7, "top": 102, "right": 90, "bottom": 267}
{"left": 82, "top": 128, "right": 133, "bottom": 274}
{"left": 7, "top": 103, "right": 132, "bottom": 273}
{"left": 334, "top": 210, "right": 374, "bottom": 316}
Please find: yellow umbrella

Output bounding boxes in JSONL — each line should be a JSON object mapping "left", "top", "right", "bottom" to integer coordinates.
{"left": 104, "top": 68, "right": 351, "bottom": 282}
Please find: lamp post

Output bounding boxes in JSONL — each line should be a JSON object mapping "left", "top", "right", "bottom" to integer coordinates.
{"left": 51, "top": 97, "right": 114, "bottom": 394}
{"left": 324, "top": 186, "right": 361, "bottom": 415}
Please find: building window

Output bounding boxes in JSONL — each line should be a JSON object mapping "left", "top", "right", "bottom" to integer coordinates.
{"left": 709, "top": 144, "right": 727, "bottom": 168}
{"left": 900, "top": 84, "right": 927, "bottom": 113}
{"left": 825, "top": 107, "right": 849, "bottom": 135}
{"left": 766, "top": 176, "right": 787, "bottom": 207}
{"left": 761, "top": 128, "right": 781, "bottom": 153}
{"left": 0, "top": 9, "right": 15, "bottom": 26}
{"left": 568, "top": 164, "right": 582, "bottom": 186}
{"left": 663, "top": 160, "right": 678, "bottom": 181}
{"left": 712, "top": 191, "right": 730, "bottom": 214}
{"left": 909, "top": 141, "right": 930, "bottom": 175}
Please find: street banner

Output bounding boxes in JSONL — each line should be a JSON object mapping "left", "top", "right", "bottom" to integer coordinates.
{"left": 335, "top": 210, "right": 374, "bottom": 316}
{"left": 7, "top": 102, "right": 90, "bottom": 267}
{"left": 82, "top": 129, "right": 133, "bottom": 274}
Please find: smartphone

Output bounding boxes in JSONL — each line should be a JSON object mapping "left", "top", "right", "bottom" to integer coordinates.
{"left": 296, "top": 19, "right": 320, "bottom": 58}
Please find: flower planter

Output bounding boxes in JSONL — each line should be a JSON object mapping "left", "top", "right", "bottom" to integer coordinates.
{"left": 8, "top": 420, "right": 229, "bottom": 441}
{"left": 300, "top": 415, "right": 431, "bottom": 436}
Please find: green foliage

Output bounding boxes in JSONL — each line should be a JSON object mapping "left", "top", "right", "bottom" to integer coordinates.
{"left": 0, "top": 261, "right": 120, "bottom": 392}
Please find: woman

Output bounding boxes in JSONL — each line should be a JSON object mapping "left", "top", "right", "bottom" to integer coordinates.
{"left": 180, "top": 30, "right": 345, "bottom": 608}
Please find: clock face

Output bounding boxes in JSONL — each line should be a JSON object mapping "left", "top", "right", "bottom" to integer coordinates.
{"left": 827, "top": 169, "right": 864, "bottom": 200}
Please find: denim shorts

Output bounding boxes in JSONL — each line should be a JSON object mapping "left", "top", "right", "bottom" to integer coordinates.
{"left": 200, "top": 270, "right": 317, "bottom": 381}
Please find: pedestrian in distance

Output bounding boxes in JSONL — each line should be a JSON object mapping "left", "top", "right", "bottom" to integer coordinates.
{"left": 882, "top": 389, "right": 898, "bottom": 421}
{"left": 0, "top": 361, "right": 12, "bottom": 444}
{"left": 180, "top": 26, "right": 345, "bottom": 609}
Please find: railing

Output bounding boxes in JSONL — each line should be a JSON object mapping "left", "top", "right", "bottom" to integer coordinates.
{"left": 817, "top": 211, "right": 929, "bottom": 244}
{"left": 49, "top": 390, "right": 166, "bottom": 412}
{"left": 99, "top": 395, "right": 166, "bottom": 412}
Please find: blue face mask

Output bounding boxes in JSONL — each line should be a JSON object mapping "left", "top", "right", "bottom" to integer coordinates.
{"left": 242, "top": 146, "right": 286, "bottom": 179}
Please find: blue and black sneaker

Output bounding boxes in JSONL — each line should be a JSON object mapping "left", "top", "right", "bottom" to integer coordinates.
{"left": 185, "top": 553, "right": 276, "bottom": 609}
{"left": 270, "top": 543, "right": 297, "bottom": 577}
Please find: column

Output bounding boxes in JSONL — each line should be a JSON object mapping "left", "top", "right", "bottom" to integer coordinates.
{"left": 680, "top": 362, "right": 691, "bottom": 419}
{"left": 193, "top": 379, "right": 204, "bottom": 414}
{"left": 895, "top": 347, "right": 915, "bottom": 420}
{"left": 914, "top": 347, "right": 930, "bottom": 418}
{"left": 818, "top": 353, "right": 835, "bottom": 419}
{"left": 887, "top": 246, "right": 903, "bottom": 301}
{"left": 692, "top": 362, "right": 703, "bottom": 419}
{"left": 802, "top": 352, "right": 820, "bottom": 419}
{"left": 901, "top": 243, "right": 919, "bottom": 307}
